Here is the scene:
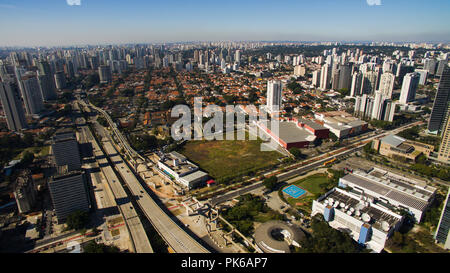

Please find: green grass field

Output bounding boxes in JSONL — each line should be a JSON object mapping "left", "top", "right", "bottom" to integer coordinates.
{"left": 180, "top": 132, "right": 282, "bottom": 181}
{"left": 292, "top": 173, "right": 329, "bottom": 195}
{"left": 283, "top": 173, "right": 330, "bottom": 213}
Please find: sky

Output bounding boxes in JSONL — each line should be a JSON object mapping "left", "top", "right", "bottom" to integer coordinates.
{"left": 0, "top": 0, "right": 449, "bottom": 47}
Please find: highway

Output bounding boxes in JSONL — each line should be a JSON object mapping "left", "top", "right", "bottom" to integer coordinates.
{"left": 80, "top": 100, "right": 209, "bottom": 253}
{"left": 79, "top": 124, "right": 153, "bottom": 253}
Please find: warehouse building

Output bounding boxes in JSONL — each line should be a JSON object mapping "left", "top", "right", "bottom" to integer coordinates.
{"left": 314, "top": 111, "right": 368, "bottom": 139}
{"left": 256, "top": 120, "right": 317, "bottom": 149}
{"left": 290, "top": 117, "right": 330, "bottom": 139}
{"left": 157, "top": 151, "right": 208, "bottom": 189}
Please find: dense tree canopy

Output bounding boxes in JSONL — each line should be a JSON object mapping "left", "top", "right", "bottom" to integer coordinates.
{"left": 263, "top": 176, "right": 278, "bottom": 191}
{"left": 83, "top": 241, "right": 120, "bottom": 253}
{"left": 66, "top": 210, "right": 89, "bottom": 230}
{"left": 297, "top": 216, "right": 367, "bottom": 253}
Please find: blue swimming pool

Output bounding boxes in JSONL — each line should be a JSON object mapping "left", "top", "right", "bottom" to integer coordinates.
{"left": 282, "top": 185, "right": 306, "bottom": 199}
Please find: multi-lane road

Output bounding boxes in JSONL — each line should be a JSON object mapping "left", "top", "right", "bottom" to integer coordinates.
{"left": 100, "top": 140, "right": 209, "bottom": 253}
{"left": 78, "top": 122, "right": 153, "bottom": 253}
{"left": 79, "top": 100, "right": 209, "bottom": 253}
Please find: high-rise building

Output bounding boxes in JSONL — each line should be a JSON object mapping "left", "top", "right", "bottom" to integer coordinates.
{"left": 382, "top": 59, "right": 396, "bottom": 74}
{"left": 399, "top": 72, "right": 420, "bottom": 104}
{"left": 437, "top": 59, "right": 449, "bottom": 77}
{"left": 438, "top": 117, "right": 450, "bottom": 164}
{"left": 0, "top": 80, "right": 27, "bottom": 131}
{"left": 294, "top": 65, "right": 307, "bottom": 77}
{"left": 312, "top": 70, "right": 321, "bottom": 87}
{"left": 382, "top": 100, "right": 397, "bottom": 122}
{"left": 98, "top": 65, "right": 112, "bottom": 83}
{"left": 371, "top": 91, "right": 384, "bottom": 120}
{"left": 235, "top": 50, "right": 241, "bottom": 63}
{"left": 355, "top": 93, "right": 396, "bottom": 122}
{"left": 20, "top": 74, "right": 44, "bottom": 115}
{"left": 378, "top": 72, "right": 396, "bottom": 99}
{"left": 434, "top": 189, "right": 450, "bottom": 249}
{"left": 350, "top": 71, "right": 363, "bottom": 97}
{"left": 361, "top": 71, "right": 378, "bottom": 95}
{"left": 51, "top": 130, "right": 82, "bottom": 172}
{"left": 320, "top": 64, "right": 331, "bottom": 90}
{"left": 414, "top": 69, "right": 428, "bottom": 85}
{"left": 37, "top": 60, "right": 57, "bottom": 100}
{"left": 88, "top": 56, "right": 99, "bottom": 70}
{"left": 266, "top": 80, "right": 282, "bottom": 113}
{"left": 428, "top": 66, "right": 450, "bottom": 134}
{"left": 424, "top": 58, "right": 437, "bottom": 75}
{"left": 37, "top": 74, "right": 57, "bottom": 101}
{"left": 194, "top": 50, "right": 199, "bottom": 63}
{"left": 13, "top": 169, "right": 37, "bottom": 214}
{"left": 64, "top": 60, "right": 75, "bottom": 79}
{"left": 331, "top": 67, "right": 341, "bottom": 90}
{"left": 338, "top": 64, "right": 352, "bottom": 91}
{"left": 396, "top": 63, "right": 415, "bottom": 82}
{"left": 48, "top": 168, "right": 90, "bottom": 223}
{"left": 37, "top": 60, "right": 53, "bottom": 76}
{"left": 54, "top": 71, "right": 66, "bottom": 90}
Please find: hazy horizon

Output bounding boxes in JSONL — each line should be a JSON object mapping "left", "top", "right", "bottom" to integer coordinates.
{"left": 1, "top": 0, "right": 449, "bottom": 47}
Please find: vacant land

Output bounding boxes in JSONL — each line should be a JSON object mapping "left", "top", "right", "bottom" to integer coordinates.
{"left": 180, "top": 132, "right": 282, "bottom": 182}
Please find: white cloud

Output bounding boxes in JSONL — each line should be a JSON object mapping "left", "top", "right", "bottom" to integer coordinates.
{"left": 366, "top": 0, "right": 382, "bottom": 6}
{"left": 66, "top": 0, "right": 81, "bottom": 6}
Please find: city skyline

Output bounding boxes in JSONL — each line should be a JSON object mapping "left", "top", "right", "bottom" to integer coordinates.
{"left": 0, "top": 0, "right": 450, "bottom": 47}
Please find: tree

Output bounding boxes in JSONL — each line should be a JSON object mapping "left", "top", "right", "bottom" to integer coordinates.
{"left": 297, "top": 217, "right": 367, "bottom": 253}
{"left": 20, "top": 151, "right": 35, "bottom": 167}
{"left": 97, "top": 116, "right": 109, "bottom": 127}
{"left": 263, "top": 176, "right": 278, "bottom": 191}
{"left": 289, "top": 147, "right": 303, "bottom": 159}
{"left": 83, "top": 241, "right": 120, "bottom": 253}
{"left": 248, "top": 89, "right": 259, "bottom": 103}
{"left": 66, "top": 210, "right": 89, "bottom": 230}
{"left": 363, "top": 143, "right": 375, "bottom": 154}
{"left": 84, "top": 74, "right": 100, "bottom": 89}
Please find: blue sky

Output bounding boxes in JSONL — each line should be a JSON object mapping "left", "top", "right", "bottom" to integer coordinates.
{"left": 0, "top": 0, "right": 449, "bottom": 46}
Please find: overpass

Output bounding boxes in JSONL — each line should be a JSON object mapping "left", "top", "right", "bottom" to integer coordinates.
{"left": 81, "top": 100, "right": 209, "bottom": 253}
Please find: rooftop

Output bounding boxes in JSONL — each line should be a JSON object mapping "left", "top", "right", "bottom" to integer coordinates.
{"left": 380, "top": 134, "right": 406, "bottom": 147}
{"left": 295, "top": 117, "right": 327, "bottom": 130}
{"left": 342, "top": 171, "right": 434, "bottom": 211}
{"left": 160, "top": 152, "right": 198, "bottom": 176}
{"left": 319, "top": 188, "right": 402, "bottom": 231}
{"left": 265, "top": 121, "right": 316, "bottom": 144}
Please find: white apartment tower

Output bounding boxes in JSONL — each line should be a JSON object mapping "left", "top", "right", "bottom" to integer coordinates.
{"left": 379, "top": 72, "right": 396, "bottom": 99}
{"left": 266, "top": 80, "right": 283, "bottom": 113}
{"left": 399, "top": 72, "right": 420, "bottom": 104}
